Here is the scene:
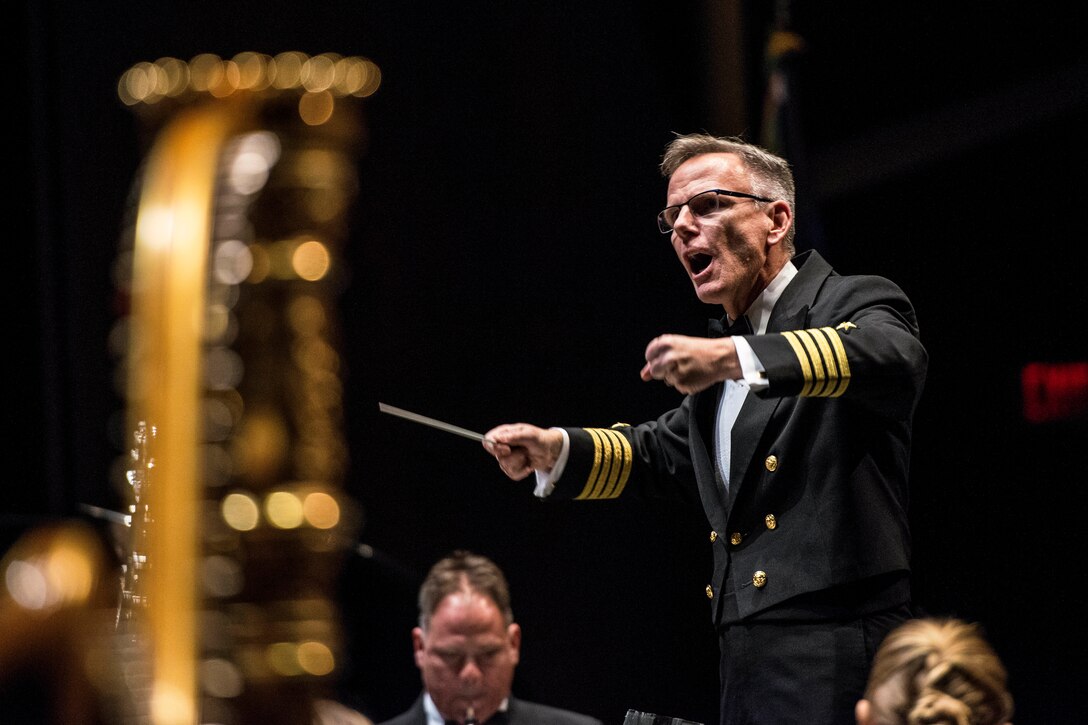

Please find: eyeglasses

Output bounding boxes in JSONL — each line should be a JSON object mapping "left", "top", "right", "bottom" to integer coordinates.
{"left": 656, "top": 188, "right": 774, "bottom": 234}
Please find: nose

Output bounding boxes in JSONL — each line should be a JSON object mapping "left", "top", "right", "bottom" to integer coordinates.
{"left": 672, "top": 203, "right": 699, "bottom": 234}
{"left": 458, "top": 658, "right": 483, "bottom": 685}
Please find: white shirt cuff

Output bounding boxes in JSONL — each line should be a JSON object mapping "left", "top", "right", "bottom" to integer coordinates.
{"left": 733, "top": 336, "right": 769, "bottom": 392}
{"left": 533, "top": 427, "right": 570, "bottom": 498}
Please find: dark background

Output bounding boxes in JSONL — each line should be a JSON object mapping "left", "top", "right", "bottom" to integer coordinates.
{"left": 10, "top": 1, "right": 1088, "bottom": 723}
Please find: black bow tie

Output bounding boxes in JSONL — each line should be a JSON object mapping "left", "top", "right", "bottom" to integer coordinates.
{"left": 708, "top": 315, "right": 752, "bottom": 337}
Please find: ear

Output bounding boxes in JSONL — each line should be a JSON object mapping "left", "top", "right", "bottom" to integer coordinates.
{"left": 507, "top": 623, "right": 522, "bottom": 664}
{"left": 765, "top": 199, "right": 793, "bottom": 246}
{"left": 854, "top": 698, "right": 871, "bottom": 725}
{"left": 412, "top": 627, "right": 426, "bottom": 668}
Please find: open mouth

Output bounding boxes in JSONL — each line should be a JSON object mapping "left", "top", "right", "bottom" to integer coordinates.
{"left": 689, "top": 253, "right": 712, "bottom": 275}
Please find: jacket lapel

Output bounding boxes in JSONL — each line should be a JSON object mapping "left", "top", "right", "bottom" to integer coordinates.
{"left": 690, "top": 386, "right": 730, "bottom": 528}
{"left": 726, "top": 250, "right": 833, "bottom": 506}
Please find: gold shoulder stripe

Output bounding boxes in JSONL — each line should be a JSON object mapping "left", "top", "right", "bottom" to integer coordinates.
{"left": 574, "top": 427, "right": 633, "bottom": 500}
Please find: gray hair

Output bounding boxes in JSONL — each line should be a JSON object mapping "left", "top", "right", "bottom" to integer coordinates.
{"left": 660, "top": 133, "right": 796, "bottom": 253}
{"left": 417, "top": 550, "right": 514, "bottom": 631}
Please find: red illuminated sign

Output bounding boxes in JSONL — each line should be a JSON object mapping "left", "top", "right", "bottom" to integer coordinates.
{"left": 1022, "top": 362, "right": 1088, "bottom": 423}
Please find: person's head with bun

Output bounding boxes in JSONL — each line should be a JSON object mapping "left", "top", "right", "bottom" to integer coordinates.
{"left": 856, "top": 617, "right": 1014, "bottom": 725}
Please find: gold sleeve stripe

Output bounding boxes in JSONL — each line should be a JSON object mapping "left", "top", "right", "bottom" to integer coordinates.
{"left": 781, "top": 331, "right": 815, "bottom": 396}
{"left": 585, "top": 428, "right": 613, "bottom": 499}
{"left": 807, "top": 328, "right": 837, "bottom": 397}
{"left": 574, "top": 427, "right": 633, "bottom": 500}
{"left": 593, "top": 428, "right": 628, "bottom": 499}
{"left": 598, "top": 428, "right": 632, "bottom": 498}
{"left": 784, "top": 330, "right": 826, "bottom": 395}
{"left": 822, "top": 326, "right": 851, "bottom": 397}
{"left": 574, "top": 428, "right": 605, "bottom": 500}
{"left": 781, "top": 327, "right": 852, "bottom": 397}
{"left": 795, "top": 329, "right": 829, "bottom": 396}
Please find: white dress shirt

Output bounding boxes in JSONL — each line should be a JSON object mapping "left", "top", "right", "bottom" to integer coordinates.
{"left": 423, "top": 692, "right": 509, "bottom": 724}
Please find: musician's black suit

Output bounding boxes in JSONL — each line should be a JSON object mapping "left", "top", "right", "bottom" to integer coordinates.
{"left": 550, "top": 250, "right": 928, "bottom": 724}
{"left": 376, "top": 694, "right": 602, "bottom": 725}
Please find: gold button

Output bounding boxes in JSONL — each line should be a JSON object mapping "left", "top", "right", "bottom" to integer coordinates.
{"left": 764, "top": 455, "right": 778, "bottom": 472}
{"left": 752, "top": 571, "right": 767, "bottom": 588}
{"left": 705, "top": 585, "right": 714, "bottom": 599}
{"left": 730, "top": 532, "right": 743, "bottom": 546}
{"left": 764, "top": 514, "right": 777, "bottom": 530}
{"left": 709, "top": 531, "right": 718, "bottom": 542}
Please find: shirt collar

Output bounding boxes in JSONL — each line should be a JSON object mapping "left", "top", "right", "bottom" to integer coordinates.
{"left": 737, "top": 260, "right": 797, "bottom": 334}
{"left": 423, "top": 693, "right": 509, "bottom": 724}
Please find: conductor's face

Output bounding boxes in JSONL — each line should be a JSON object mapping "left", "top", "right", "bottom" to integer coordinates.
{"left": 665, "top": 152, "right": 790, "bottom": 317}
{"left": 413, "top": 590, "right": 521, "bottom": 724}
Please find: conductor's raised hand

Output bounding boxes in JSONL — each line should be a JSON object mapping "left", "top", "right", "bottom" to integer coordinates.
{"left": 639, "top": 333, "right": 742, "bottom": 394}
{"left": 482, "top": 423, "right": 564, "bottom": 481}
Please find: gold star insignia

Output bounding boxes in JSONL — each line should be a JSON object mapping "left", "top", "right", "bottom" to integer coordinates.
{"left": 835, "top": 321, "right": 858, "bottom": 332}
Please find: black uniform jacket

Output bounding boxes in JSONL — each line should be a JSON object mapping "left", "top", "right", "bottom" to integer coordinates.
{"left": 552, "top": 250, "right": 928, "bottom": 627}
{"left": 376, "top": 693, "right": 603, "bottom": 725}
